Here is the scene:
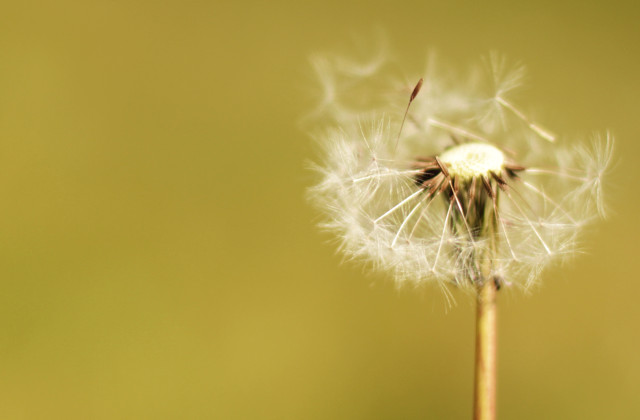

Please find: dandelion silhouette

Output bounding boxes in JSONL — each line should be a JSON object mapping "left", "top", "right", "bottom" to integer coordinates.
{"left": 308, "top": 50, "right": 611, "bottom": 420}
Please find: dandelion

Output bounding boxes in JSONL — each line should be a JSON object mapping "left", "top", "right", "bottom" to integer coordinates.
{"left": 308, "top": 49, "right": 611, "bottom": 420}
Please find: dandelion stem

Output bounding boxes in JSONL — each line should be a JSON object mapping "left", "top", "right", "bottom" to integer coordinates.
{"left": 474, "top": 197, "right": 499, "bottom": 420}
{"left": 473, "top": 279, "right": 498, "bottom": 420}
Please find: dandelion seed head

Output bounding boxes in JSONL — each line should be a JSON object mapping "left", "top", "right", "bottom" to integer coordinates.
{"left": 307, "top": 48, "right": 611, "bottom": 293}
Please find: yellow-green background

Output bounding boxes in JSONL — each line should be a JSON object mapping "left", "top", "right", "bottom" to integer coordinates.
{"left": 0, "top": 1, "right": 637, "bottom": 419}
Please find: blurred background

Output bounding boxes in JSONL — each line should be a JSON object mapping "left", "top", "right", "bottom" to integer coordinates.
{"left": 0, "top": 1, "right": 637, "bottom": 418}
